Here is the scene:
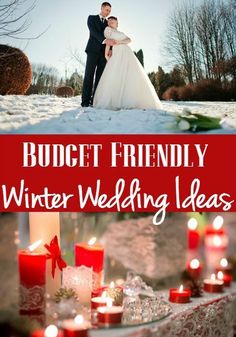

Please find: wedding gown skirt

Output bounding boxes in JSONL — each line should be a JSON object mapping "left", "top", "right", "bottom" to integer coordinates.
{"left": 94, "top": 28, "right": 162, "bottom": 110}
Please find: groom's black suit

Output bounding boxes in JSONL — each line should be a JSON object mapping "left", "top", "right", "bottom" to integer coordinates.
{"left": 81, "top": 15, "right": 108, "bottom": 107}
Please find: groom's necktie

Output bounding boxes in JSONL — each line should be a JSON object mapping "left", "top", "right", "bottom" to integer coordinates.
{"left": 101, "top": 17, "right": 105, "bottom": 23}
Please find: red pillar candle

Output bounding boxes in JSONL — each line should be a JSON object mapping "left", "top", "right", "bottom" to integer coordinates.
{"left": 97, "top": 301, "right": 123, "bottom": 325}
{"left": 187, "top": 259, "right": 203, "bottom": 279}
{"left": 187, "top": 218, "right": 200, "bottom": 250}
{"left": 75, "top": 237, "right": 104, "bottom": 290}
{"left": 217, "top": 271, "right": 232, "bottom": 287}
{"left": 31, "top": 325, "right": 63, "bottom": 337}
{"left": 203, "top": 274, "right": 224, "bottom": 293}
{"left": 18, "top": 240, "right": 46, "bottom": 314}
{"left": 62, "top": 315, "right": 90, "bottom": 337}
{"left": 169, "top": 285, "right": 191, "bottom": 303}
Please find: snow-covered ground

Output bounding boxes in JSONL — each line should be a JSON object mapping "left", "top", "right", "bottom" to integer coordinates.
{"left": 0, "top": 94, "right": 236, "bottom": 134}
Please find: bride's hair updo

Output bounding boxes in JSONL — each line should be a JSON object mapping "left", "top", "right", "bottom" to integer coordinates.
{"left": 108, "top": 16, "right": 118, "bottom": 21}
{"left": 102, "top": 2, "right": 111, "bottom": 7}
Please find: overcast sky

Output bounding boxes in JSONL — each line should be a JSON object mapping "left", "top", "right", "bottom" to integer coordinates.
{"left": 2, "top": 0, "right": 204, "bottom": 78}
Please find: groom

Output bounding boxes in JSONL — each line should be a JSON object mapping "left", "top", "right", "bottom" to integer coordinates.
{"left": 81, "top": 2, "right": 116, "bottom": 107}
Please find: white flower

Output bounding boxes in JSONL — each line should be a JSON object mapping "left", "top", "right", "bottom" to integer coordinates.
{"left": 178, "top": 119, "right": 190, "bottom": 130}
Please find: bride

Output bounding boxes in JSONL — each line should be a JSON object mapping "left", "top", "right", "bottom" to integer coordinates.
{"left": 93, "top": 16, "right": 162, "bottom": 110}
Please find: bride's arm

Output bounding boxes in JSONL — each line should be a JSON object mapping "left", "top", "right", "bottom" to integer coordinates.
{"left": 116, "top": 37, "right": 131, "bottom": 45}
{"left": 105, "top": 44, "right": 111, "bottom": 61}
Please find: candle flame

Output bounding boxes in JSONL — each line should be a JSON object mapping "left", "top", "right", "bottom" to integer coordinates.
{"left": 217, "top": 271, "right": 224, "bottom": 280}
{"left": 187, "top": 218, "right": 198, "bottom": 231}
{"left": 106, "top": 298, "right": 113, "bottom": 308}
{"left": 213, "top": 216, "right": 224, "bottom": 230}
{"left": 110, "top": 281, "right": 115, "bottom": 288}
{"left": 179, "top": 285, "right": 184, "bottom": 292}
{"left": 190, "top": 259, "right": 200, "bottom": 269}
{"left": 28, "top": 239, "right": 42, "bottom": 252}
{"left": 220, "top": 258, "right": 228, "bottom": 268}
{"left": 213, "top": 235, "right": 222, "bottom": 247}
{"left": 88, "top": 237, "right": 96, "bottom": 246}
{"left": 74, "top": 315, "right": 84, "bottom": 325}
{"left": 44, "top": 325, "right": 58, "bottom": 337}
{"left": 211, "top": 274, "right": 216, "bottom": 281}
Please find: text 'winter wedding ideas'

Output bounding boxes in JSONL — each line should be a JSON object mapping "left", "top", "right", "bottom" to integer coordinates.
{"left": 1, "top": 177, "right": 234, "bottom": 225}
{"left": 22, "top": 142, "right": 208, "bottom": 168}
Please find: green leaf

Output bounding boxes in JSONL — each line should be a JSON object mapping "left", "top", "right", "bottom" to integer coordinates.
{"left": 177, "top": 111, "right": 222, "bottom": 132}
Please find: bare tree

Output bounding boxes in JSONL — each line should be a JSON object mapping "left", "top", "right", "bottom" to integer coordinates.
{"left": 165, "top": 0, "right": 236, "bottom": 83}
{"left": 68, "top": 46, "right": 86, "bottom": 72}
{"left": 0, "top": 0, "right": 49, "bottom": 40}
{"left": 29, "top": 63, "right": 60, "bottom": 94}
{"left": 195, "top": 0, "right": 227, "bottom": 80}
{"left": 221, "top": 0, "right": 236, "bottom": 58}
{"left": 0, "top": 0, "right": 36, "bottom": 38}
{"left": 165, "top": 1, "right": 200, "bottom": 83}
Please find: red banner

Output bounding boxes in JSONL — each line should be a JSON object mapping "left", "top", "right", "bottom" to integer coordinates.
{"left": 0, "top": 135, "right": 235, "bottom": 224}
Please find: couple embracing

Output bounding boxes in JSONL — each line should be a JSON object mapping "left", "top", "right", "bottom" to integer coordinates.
{"left": 81, "top": 2, "right": 162, "bottom": 111}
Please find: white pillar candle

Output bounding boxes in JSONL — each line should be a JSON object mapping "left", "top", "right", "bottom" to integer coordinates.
{"left": 62, "top": 266, "right": 93, "bottom": 307}
{"left": 29, "top": 212, "right": 61, "bottom": 297}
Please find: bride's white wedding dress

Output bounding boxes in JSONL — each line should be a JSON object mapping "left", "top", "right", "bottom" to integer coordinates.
{"left": 94, "top": 27, "right": 162, "bottom": 110}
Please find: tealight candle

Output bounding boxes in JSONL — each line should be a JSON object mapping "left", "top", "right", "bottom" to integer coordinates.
{"left": 187, "top": 259, "right": 203, "bottom": 279}
{"left": 18, "top": 240, "right": 46, "bottom": 314}
{"left": 203, "top": 274, "right": 224, "bottom": 293}
{"left": 217, "top": 271, "right": 232, "bottom": 287}
{"left": 97, "top": 299, "right": 123, "bottom": 325}
{"left": 91, "top": 291, "right": 111, "bottom": 310}
{"left": 169, "top": 285, "right": 191, "bottom": 303}
{"left": 75, "top": 237, "right": 104, "bottom": 290}
{"left": 31, "top": 324, "right": 63, "bottom": 337}
{"left": 62, "top": 315, "right": 90, "bottom": 337}
{"left": 91, "top": 281, "right": 123, "bottom": 306}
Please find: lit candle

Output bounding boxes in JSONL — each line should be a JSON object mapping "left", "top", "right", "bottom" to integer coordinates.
{"left": 187, "top": 218, "right": 201, "bottom": 264}
{"left": 205, "top": 216, "right": 228, "bottom": 271}
{"left": 91, "top": 281, "right": 123, "bottom": 306}
{"left": 31, "top": 324, "right": 63, "bottom": 337}
{"left": 216, "top": 258, "right": 233, "bottom": 275}
{"left": 91, "top": 291, "right": 111, "bottom": 310}
{"left": 169, "top": 285, "right": 191, "bottom": 303}
{"left": 63, "top": 266, "right": 93, "bottom": 306}
{"left": 75, "top": 237, "right": 104, "bottom": 290}
{"left": 205, "top": 216, "right": 225, "bottom": 235}
{"left": 97, "top": 298, "right": 123, "bottom": 325}
{"left": 18, "top": 240, "right": 46, "bottom": 314}
{"left": 29, "top": 212, "right": 61, "bottom": 296}
{"left": 203, "top": 274, "right": 224, "bottom": 293}
{"left": 187, "top": 218, "right": 200, "bottom": 250}
{"left": 187, "top": 259, "right": 203, "bottom": 279}
{"left": 217, "top": 271, "right": 232, "bottom": 287}
{"left": 62, "top": 315, "right": 90, "bottom": 337}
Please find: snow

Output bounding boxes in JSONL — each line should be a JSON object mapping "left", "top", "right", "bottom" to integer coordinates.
{"left": 0, "top": 94, "right": 236, "bottom": 134}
